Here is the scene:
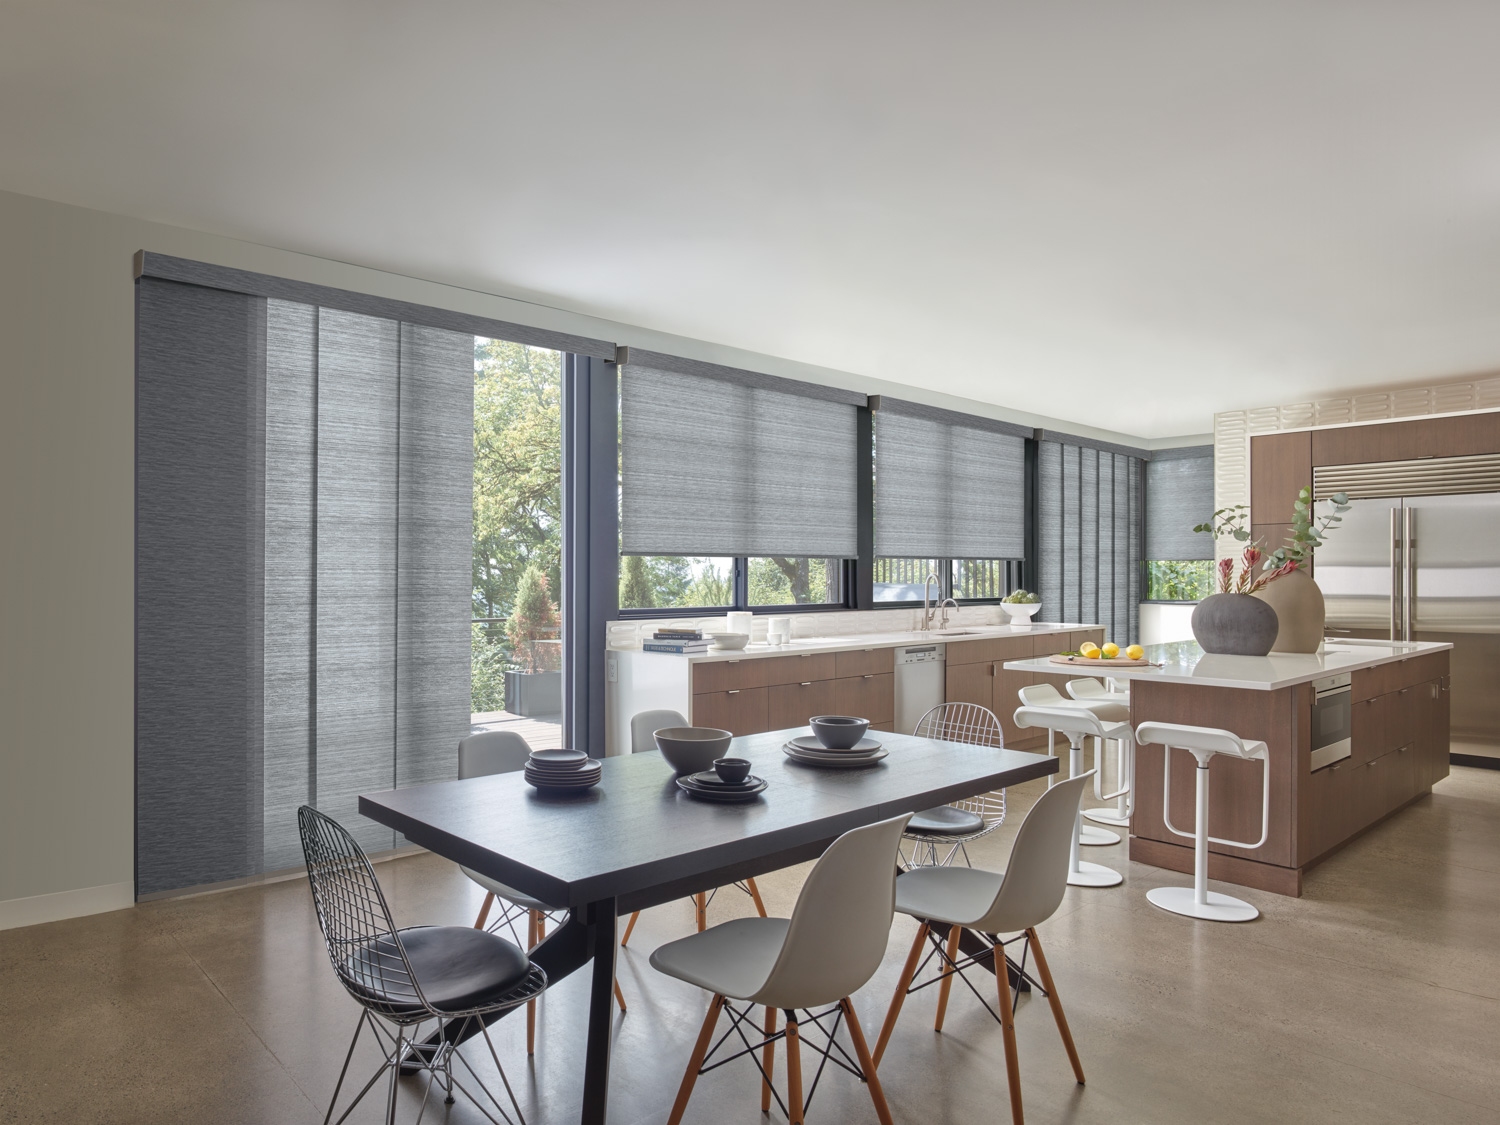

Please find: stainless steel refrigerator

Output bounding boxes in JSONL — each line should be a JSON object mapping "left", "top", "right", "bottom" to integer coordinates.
{"left": 1315, "top": 483, "right": 1500, "bottom": 765}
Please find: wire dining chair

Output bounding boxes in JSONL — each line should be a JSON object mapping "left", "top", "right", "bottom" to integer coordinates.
{"left": 902, "top": 702, "right": 1009, "bottom": 868}
{"left": 298, "top": 806, "right": 546, "bottom": 1125}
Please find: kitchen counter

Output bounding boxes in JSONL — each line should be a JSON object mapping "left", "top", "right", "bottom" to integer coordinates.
{"left": 644, "top": 621, "right": 1095, "bottom": 663}
{"left": 1001, "top": 637, "right": 1453, "bottom": 690}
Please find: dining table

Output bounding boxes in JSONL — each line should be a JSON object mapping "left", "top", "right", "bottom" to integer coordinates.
{"left": 358, "top": 725, "right": 1057, "bottom": 1124}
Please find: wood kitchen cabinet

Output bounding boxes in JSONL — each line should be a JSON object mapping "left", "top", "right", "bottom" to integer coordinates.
{"left": 767, "top": 679, "right": 839, "bottom": 730}
{"left": 834, "top": 673, "right": 895, "bottom": 725}
{"left": 690, "top": 648, "right": 892, "bottom": 737}
{"left": 691, "top": 687, "right": 769, "bottom": 736}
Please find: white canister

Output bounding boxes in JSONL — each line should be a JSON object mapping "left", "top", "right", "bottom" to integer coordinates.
{"left": 767, "top": 616, "right": 792, "bottom": 645}
{"left": 726, "top": 612, "right": 753, "bottom": 638}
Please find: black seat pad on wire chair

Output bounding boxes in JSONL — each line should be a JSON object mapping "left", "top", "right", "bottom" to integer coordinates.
{"left": 906, "top": 805, "right": 987, "bottom": 837}
{"left": 341, "top": 925, "right": 531, "bottom": 1014}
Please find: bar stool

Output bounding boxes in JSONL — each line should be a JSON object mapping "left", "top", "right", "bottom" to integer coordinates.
{"left": 1016, "top": 684, "right": 1123, "bottom": 846}
{"left": 1065, "top": 679, "right": 1134, "bottom": 828}
{"left": 1014, "top": 705, "right": 1128, "bottom": 887}
{"left": 1134, "top": 722, "right": 1270, "bottom": 923}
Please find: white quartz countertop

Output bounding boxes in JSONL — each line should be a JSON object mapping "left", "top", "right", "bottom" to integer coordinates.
{"left": 630, "top": 622, "right": 1098, "bottom": 664}
{"left": 1003, "top": 638, "right": 1452, "bottom": 691}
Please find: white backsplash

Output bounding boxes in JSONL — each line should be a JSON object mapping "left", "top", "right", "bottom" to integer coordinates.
{"left": 607, "top": 604, "right": 1015, "bottom": 649}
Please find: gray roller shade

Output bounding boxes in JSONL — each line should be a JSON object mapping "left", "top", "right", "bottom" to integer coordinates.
{"left": 1146, "top": 446, "right": 1214, "bottom": 561}
{"left": 1037, "top": 440, "right": 1143, "bottom": 643}
{"left": 137, "top": 280, "right": 473, "bottom": 897}
{"left": 874, "top": 401, "right": 1026, "bottom": 558}
{"left": 620, "top": 362, "right": 859, "bottom": 557}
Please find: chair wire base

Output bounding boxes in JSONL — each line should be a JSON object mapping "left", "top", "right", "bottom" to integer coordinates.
{"left": 692, "top": 998, "right": 870, "bottom": 1121}
{"left": 902, "top": 928, "right": 1044, "bottom": 1029}
{"left": 324, "top": 967, "right": 546, "bottom": 1125}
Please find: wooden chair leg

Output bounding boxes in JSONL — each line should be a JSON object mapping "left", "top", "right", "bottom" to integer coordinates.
{"left": 873, "top": 922, "right": 928, "bottom": 1067}
{"left": 695, "top": 892, "right": 708, "bottom": 932}
{"left": 761, "top": 1005, "right": 778, "bottom": 1113}
{"left": 535, "top": 911, "right": 547, "bottom": 942}
{"left": 667, "top": 995, "right": 725, "bottom": 1125}
{"left": 841, "top": 998, "right": 895, "bottom": 1125}
{"left": 934, "top": 925, "right": 963, "bottom": 1032}
{"left": 746, "top": 877, "right": 768, "bottom": 918}
{"left": 526, "top": 911, "right": 539, "bottom": 1055}
{"left": 992, "top": 940, "right": 1025, "bottom": 1125}
{"left": 613, "top": 976, "right": 628, "bottom": 1013}
{"left": 784, "top": 1010, "right": 805, "bottom": 1125}
{"left": 1026, "top": 927, "right": 1084, "bottom": 1084}
{"left": 473, "top": 891, "right": 495, "bottom": 930}
{"left": 620, "top": 910, "right": 641, "bottom": 947}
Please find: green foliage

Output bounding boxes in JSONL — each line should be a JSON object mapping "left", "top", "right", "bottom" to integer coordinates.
{"left": 1193, "top": 504, "right": 1253, "bottom": 543}
{"left": 473, "top": 339, "right": 562, "bottom": 623}
{"left": 748, "top": 557, "right": 833, "bottom": 605}
{"left": 1268, "top": 487, "right": 1351, "bottom": 567}
{"left": 687, "top": 562, "right": 734, "bottom": 607}
{"left": 1001, "top": 588, "right": 1039, "bottom": 604}
{"left": 471, "top": 623, "right": 508, "bottom": 713}
{"left": 1147, "top": 561, "right": 1214, "bottom": 601}
{"left": 507, "top": 564, "right": 560, "bottom": 673}
{"left": 619, "top": 554, "right": 655, "bottom": 609}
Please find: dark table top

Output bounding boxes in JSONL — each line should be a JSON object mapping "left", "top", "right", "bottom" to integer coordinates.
{"left": 358, "top": 728, "right": 1057, "bottom": 910}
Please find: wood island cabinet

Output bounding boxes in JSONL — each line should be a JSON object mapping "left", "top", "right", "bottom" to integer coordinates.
{"left": 945, "top": 628, "right": 1107, "bottom": 748}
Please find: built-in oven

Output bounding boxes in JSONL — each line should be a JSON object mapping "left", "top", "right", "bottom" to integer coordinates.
{"left": 1310, "top": 672, "right": 1353, "bottom": 770}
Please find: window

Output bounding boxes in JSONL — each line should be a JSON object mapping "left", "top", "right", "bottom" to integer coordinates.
{"left": 952, "top": 559, "right": 1012, "bottom": 601}
{"left": 749, "top": 557, "right": 843, "bottom": 606}
{"left": 1144, "top": 446, "right": 1215, "bottom": 603}
{"left": 619, "top": 556, "right": 735, "bottom": 610}
{"left": 873, "top": 558, "right": 942, "bottom": 603}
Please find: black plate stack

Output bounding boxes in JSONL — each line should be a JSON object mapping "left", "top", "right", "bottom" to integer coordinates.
{"left": 675, "top": 769, "right": 768, "bottom": 803}
{"left": 781, "top": 735, "right": 888, "bottom": 768}
{"left": 524, "top": 748, "right": 602, "bottom": 793}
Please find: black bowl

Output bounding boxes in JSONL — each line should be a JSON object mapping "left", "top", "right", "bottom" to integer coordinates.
{"left": 809, "top": 715, "right": 870, "bottom": 750}
{"left": 713, "top": 757, "right": 752, "bottom": 785}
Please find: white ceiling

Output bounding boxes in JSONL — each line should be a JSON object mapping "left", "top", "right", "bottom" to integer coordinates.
{"left": 5, "top": 1, "right": 1500, "bottom": 438}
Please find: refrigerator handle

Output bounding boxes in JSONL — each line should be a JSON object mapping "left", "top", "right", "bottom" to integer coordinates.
{"left": 1390, "top": 506, "right": 1403, "bottom": 642}
{"left": 1403, "top": 506, "right": 1415, "bottom": 642}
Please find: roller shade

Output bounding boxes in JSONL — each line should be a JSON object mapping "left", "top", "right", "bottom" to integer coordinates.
{"left": 873, "top": 400, "right": 1026, "bottom": 558}
{"left": 620, "top": 361, "right": 860, "bottom": 557}
{"left": 1037, "top": 440, "right": 1143, "bottom": 643}
{"left": 1146, "top": 446, "right": 1214, "bottom": 560}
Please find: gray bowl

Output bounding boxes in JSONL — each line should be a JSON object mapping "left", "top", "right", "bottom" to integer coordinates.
{"left": 810, "top": 715, "right": 870, "bottom": 749}
{"left": 654, "top": 727, "right": 734, "bottom": 775}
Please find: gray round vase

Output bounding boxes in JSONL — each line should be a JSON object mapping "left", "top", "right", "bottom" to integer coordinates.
{"left": 1191, "top": 593, "right": 1280, "bottom": 656}
{"left": 1252, "top": 568, "right": 1325, "bottom": 653}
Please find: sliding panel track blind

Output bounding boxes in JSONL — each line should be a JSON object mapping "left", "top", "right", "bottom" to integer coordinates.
{"left": 136, "top": 278, "right": 473, "bottom": 896}
{"left": 1037, "top": 440, "right": 1143, "bottom": 643}
{"left": 873, "top": 399, "right": 1027, "bottom": 559}
{"left": 619, "top": 358, "right": 862, "bottom": 558}
{"left": 1146, "top": 446, "right": 1214, "bottom": 561}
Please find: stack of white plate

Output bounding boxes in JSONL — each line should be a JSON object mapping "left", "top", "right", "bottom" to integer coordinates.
{"left": 524, "top": 748, "right": 602, "bottom": 792}
{"left": 781, "top": 735, "right": 888, "bottom": 769}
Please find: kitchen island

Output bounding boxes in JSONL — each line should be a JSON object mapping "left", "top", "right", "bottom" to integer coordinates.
{"left": 1004, "top": 639, "right": 1452, "bottom": 896}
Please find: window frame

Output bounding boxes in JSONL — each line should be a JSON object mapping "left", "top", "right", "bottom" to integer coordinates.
{"left": 616, "top": 556, "right": 859, "bottom": 617}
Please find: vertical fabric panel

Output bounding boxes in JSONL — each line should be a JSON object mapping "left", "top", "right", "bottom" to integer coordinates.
{"left": 1146, "top": 448, "right": 1215, "bottom": 560}
{"left": 395, "top": 324, "right": 474, "bottom": 792}
{"left": 135, "top": 278, "right": 266, "bottom": 896}
{"left": 620, "top": 365, "right": 858, "bottom": 557}
{"left": 262, "top": 301, "right": 318, "bottom": 870}
{"left": 316, "top": 310, "right": 400, "bottom": 853}
{"left": 873, "top": 411, "right": 1026, "bottom": 557}
{"left": 1038, "top": 441, "right": 1142, "bottom": 645}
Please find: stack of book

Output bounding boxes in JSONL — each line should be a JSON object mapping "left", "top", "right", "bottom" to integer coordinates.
{"left": 643, "top": 627, "right": 711, "bottom": 654}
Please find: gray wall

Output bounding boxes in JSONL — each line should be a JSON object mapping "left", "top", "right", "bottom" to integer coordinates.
{"left": 0, "top": 187, "right": 1201, "bottom": 924}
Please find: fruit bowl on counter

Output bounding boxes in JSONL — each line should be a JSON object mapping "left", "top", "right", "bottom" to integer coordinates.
{"left": 1000, "top": 589, "right": 1041, "bottom": 622}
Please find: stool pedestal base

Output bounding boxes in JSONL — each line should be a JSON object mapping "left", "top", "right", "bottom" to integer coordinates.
{"left": 1146, "top": 885, "right": 1258, "bottom": 922}
{"left": 1083, "top": 808, "right": 1131, "bottom": 827}
{"left": 1067, "top": 861, "right": 1123, "bottom": 887}
{"left": 1078, "top": 823, "right": 1120, "bottom": 845}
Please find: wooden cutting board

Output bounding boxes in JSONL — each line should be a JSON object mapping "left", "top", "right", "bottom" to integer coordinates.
{"left": 1047, "top": 653, "right": 1156, "bottom": 667}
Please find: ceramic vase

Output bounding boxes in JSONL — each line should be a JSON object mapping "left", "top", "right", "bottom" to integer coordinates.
{"left": 1252, "top": 568, "right": 1325, "bottom": 653}
{"left": 1190, "top": 593, "right": 1279, "bottom": 656}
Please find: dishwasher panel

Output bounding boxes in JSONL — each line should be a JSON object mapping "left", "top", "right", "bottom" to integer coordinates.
{"left": 894, "top": 644, "right": 947, "bottom": 736}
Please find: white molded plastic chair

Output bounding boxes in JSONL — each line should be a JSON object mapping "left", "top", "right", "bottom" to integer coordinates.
{"left": 1134, "top": 722, "right": 1270, "bottom": 923}
{"left": 902, "top": 703, "right": 1009, "bottom": 867}
{"left": 1064, "top": 678, "right": 1135, "bottom": 828}
{"left": 457, "top": 730, "right": 624, "bottom": 1050}
{"left": 650, "top": 813, "right": 913, "bottom": 1125}
{"left": 873, "top": 774, "right": 1093, "bottom": 1125}
{"left": 620, "top": 710, "right": 768, "bottom": 947}
{"left": 1014, "top": 705, "right": 1129, "bottom": 888}
{"left": 1016, "top": 684, "right": 1123, "bottom": 847}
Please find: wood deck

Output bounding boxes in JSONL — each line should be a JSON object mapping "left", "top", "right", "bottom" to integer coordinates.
{"left": 469, "top": 709, "right": 564, "bottom": 750}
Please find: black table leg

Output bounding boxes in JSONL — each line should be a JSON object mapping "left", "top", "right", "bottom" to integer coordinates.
{"left": 579, "top": 897, "right": 619, "bottom": 1125}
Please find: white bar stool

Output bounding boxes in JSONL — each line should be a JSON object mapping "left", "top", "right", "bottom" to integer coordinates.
{"left": 1134, "top": 722, "right": 1270, "bottom": 923}
{"left": 1014, "top": 704, "right": 1128, "bottom": 887}
{"left": 1016, "top": 684, "right": 1124, "bottom": 846}
{"left": 1065, "top": 678, "right": 1134, "bottom": 828}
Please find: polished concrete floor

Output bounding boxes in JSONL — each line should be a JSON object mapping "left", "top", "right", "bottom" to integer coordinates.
{"left": 3, "top": 767, "right": 1498, "bottom": 1125}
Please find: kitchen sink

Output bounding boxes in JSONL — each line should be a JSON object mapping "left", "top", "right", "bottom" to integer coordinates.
{"left": 933, "top": 629, "right": 982, "bottom": 636}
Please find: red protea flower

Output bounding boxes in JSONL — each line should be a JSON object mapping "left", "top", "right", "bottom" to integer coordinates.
{"left": 1235, "top": 547, "right": 1262, "bottom": 592}
{"left": 1248, "top": 557, "right": 1300, "bottom": 594}
{"left": 1217, "top": 556, "right": 1235, "bottom": 594}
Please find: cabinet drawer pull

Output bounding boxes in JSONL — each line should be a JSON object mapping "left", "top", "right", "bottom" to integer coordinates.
{"left": 800, "top": 681, "right": 812, "bottom": 687}
{"left": 863, "top": 674, "right": 874, "bottom": 680}
{"left": 727, "top": 690, "right": 740, "bottom": 695}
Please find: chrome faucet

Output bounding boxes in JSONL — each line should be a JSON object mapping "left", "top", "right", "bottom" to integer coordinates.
{"left": 938, "top": 597, "right": 958, "bottom": 631}
{"left": 921, "top": 572, "right": 942, "bottom": 631}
